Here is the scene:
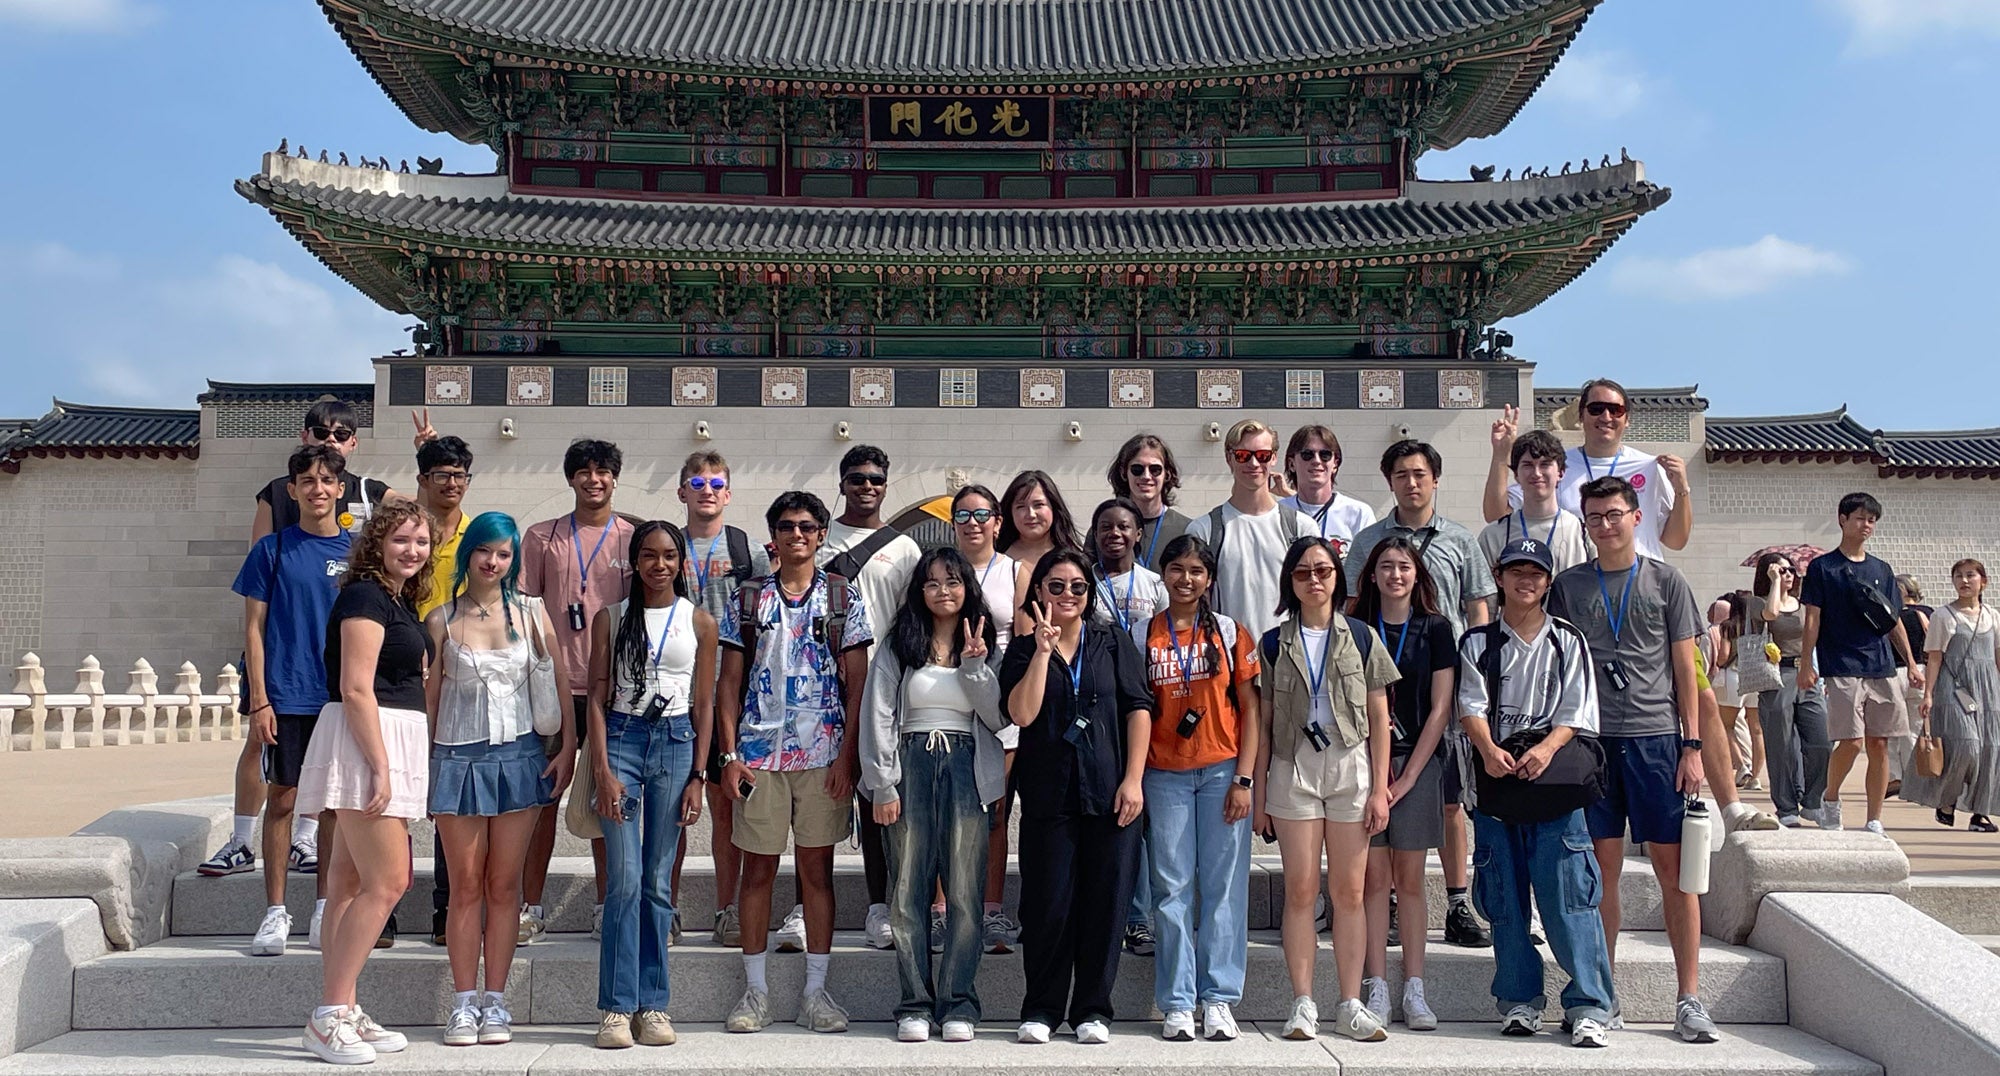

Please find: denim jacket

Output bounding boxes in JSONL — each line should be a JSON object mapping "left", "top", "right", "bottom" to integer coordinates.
{"left": 859, "top": 644, "right": 1008, "bottom": 806}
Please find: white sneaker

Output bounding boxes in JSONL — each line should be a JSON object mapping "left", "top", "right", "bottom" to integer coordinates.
{"left": 1161, "top": 1010, "right": 1196, "bottom": 1041}
{"left": 251, "top": 906, "right": 292, "bottom": 957}
{"left": 1500, "top": 1003, "right": 1543, "bottom": 1036}
{"left": 303, "top": 1009, "right": 375, "bottom": 1065}
{"left": 1017, "top": 1020, "right": 1052, "bottom": 1044}
{"left": 941, "top": 1019, "right": 974, "bottom": 1042}
{"left": 308, "top": 903, "right": 324, "bottom": 949}
{"left": 775, "top": 904, "right": 807, "bottom": 952}
{"left": 1075, "top": 1019, "right": 1110, "bottom": 1044}
{"left": 1817, "top": 802, "right": 1844, "bottom": 830}
{"left": 1202, "top": 1001, "right": 1239, "bottom": 1041}
{"left": 517, "top": 903, "right": 547, "bottom": 945}
{"left": 897, "top": 1015, "right": 931, "bottom": 1042}
{"left": 1333, "top": 998, "right": 1387, "bottom": 1042}
{"left": 477, "top": 1002, "right": 513, "bottom": 1045}
{"left": 1401, "top": 977, "right": 1437, "bottom": 1031}
{"left": 1778, "top": 813, "right": 1803, "bottom": 828}
{"left": 1864, "top": 819, "right": 1888, "bottom": 838}
{"left": 591, "top": 903, "right": 604, "bottom": 940}
{"left": 796, "top": 989, "right": 850, "bottom": 1033}
{"left": 864, "top": 903, "right": 894, "bottom": 950}
{"left": 1571, "top": 1016, "right": 1609, "bottom": 1047}
{"left": 443, "top": 1005, "right": 479, "bottom": 1047}
{"left": 1282, "top": 995, "right": 1319, "bottom": 1040}
{"left": 1362, "top": 976, "right": 1390, "bottom": 1023}
{"left": 350, "top": 1010, "right": 406, "bottom": 1053}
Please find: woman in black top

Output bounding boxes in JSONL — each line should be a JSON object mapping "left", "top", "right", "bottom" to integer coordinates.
{"left": 295, "top": 500, "right": 436, "bottom": 1064}
{"left": 1348, "top": 535, "right": 1456, "bottom": 1029}
{"left": 999, "top": 550, "right": 1153, "bottom": 1046}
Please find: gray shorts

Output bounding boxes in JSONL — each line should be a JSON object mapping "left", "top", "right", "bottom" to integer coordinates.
{"left": 1370, "top": 753, "right": 1446, "bottom": 851}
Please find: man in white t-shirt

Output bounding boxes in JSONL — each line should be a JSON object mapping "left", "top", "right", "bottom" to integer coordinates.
{"left": 815, "top": 445, "right": 921, "bottom": 952}
{"left": 1277, "top": 423, "right": 1376, "bottom": 561}
{"left": 1185, "top": 419, "right": 1319, "bottom": 642}
{"left": 1482, "top": 378, "right": 1692, "bottom": 562}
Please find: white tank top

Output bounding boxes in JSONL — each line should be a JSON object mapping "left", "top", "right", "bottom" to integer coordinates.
{"left": 973, "top": 552, "right": 1017, "bottom": 652}
{"left": 609, "top": 597, "right": 698, "bottom": 715}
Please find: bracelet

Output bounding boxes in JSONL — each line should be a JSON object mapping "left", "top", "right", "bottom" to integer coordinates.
{"left": 247, "top": 703, "right": 274, "bottom": 716}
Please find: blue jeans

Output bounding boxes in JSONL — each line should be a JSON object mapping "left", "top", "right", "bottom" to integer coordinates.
{"left": 886, "top": 731, "right": 990, "bottom": 1023}
{"left": 598, "top": 709, "right": 696, "bottom": 1014}
{"left": 1143, "top": 759, "right": 1251, "bottom": 1012}
{"left": 1470, "top": 809, "right": 1615, "bottom": 1023}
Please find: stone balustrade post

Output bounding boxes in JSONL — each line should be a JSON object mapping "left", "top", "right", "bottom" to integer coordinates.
{"left": 14, "top": 652, "right": 47, "bottom": 752}
{"left": 74, "top": 656, "right": 106, "bottom": 747}
{"left": 215, "top": 664, "right": 242, "bottom": 741}
{"left": 171, "top": 663, "right": 203, "bottom": 742}
{"left": 127, "top": 658, "right": 159, "bottom": 743}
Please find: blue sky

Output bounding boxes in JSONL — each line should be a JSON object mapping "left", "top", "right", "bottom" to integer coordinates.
{"left": 2, "top": 0, "right": 1994, "bottom": 430}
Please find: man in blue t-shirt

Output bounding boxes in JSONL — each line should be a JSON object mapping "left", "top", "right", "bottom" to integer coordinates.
{"left": 225, "top": 445, "right": 354, "bottom": 957}
{"left": 1799, "top": 492, "right": 1922, "bottom": 835}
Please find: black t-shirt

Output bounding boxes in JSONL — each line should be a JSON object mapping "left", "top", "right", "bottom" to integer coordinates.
{"left": 1894, "top": 605, "right": 1931, "bottom": 668}
{"left": 324, "top": 578, "right": 429, "bottom": 711}
{"left": 998, "top": 626, "right": 1155, "bottom": 819}
{"left": 1374, "top": 612, "right": 1458, "bottom": 754}
{"left": 259, "top": 473, "right": 388, "bottom": 535}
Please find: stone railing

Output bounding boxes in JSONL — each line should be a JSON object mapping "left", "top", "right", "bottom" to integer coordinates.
{"left": 1, "top": 653, "right": 242, "bottom": 752}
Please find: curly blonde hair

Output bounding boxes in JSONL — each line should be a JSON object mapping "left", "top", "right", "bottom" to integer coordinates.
{"left": 344, "top": 498, "right": 438, "bottom": 606}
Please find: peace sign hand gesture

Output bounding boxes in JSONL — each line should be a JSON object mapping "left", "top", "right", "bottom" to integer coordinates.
{"left": 1028, "top": 602, "right": 1059, "bottom": 656}
{"left": 1490, "top": 404, "right": 1520, "bottom": 455}
{"left": 410, "top": 408, "right": 439, "bottom": 449}
{"left": 961, "top": 616, "right": 989, "bottom": 661}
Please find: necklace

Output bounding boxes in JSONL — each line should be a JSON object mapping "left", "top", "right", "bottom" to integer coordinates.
{"left": 466, "top": 595, "right": 502, "bottom": 620}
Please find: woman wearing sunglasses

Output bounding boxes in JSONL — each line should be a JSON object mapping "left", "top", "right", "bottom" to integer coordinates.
{"left": 1253, "top": 537, "right": 1399, "bottom": 1043}
{"left": 1750, "top": 553, "right": 1832, "bottom": 827}
{"left": 951, "top": 484, "right": 1026, "bottom": 954}
{"left": 1000, "top": 551, "right": 1153, "bottom": 1045}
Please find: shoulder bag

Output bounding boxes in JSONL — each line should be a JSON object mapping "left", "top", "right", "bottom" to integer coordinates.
{"left": 524, "top": 596, "right": 564, "bottom": 737}
{"left": 1736, "top": 607, "right": 1782, "bottom": 696}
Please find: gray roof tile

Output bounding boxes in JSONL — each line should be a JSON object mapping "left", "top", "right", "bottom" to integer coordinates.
{"left": 0, "top": 401, "right": 200, "bottom": 470}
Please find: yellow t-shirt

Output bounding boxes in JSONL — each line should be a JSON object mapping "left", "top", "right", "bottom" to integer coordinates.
{"left": 1693, "top": 644, "right": 1712, "bottom": 693}
{"left": 419, "top": 510, "right": 472, "bottom": 617}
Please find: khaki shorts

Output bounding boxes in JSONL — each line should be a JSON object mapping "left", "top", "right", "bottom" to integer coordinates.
{"left": 1825, "top": 676, "right": 1909, "bottom": 741}
{"left": 731, "top": 767, "right": 853, "bottom": 855}
{"left": 1265, "top": 741, "right": 1372, "bottom": 824}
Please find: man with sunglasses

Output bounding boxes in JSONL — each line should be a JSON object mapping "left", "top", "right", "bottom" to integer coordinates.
{"left": 816, "top": 445, "right": 922, "bottom": 950}
{"left": 518, "top": 439, "right": 632, "bottom": 945}
{"left": 1482, "top": 379, "right": 1692, "bottom": 562}
{"left": 1185, "top": 419, "right": 1318, "bottom": 642}
{"left": 1277, "top": 425, "right": 1375, "bottom": 559}
{"left": 1107, "top": 433, "right": 1191, "bottom": 572}
{"left": 673, "top": 450, "right": 767, "bottom": 947}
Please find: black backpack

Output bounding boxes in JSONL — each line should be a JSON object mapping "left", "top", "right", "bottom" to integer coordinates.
{"left": 1467, "top": 620, "right": 1606, "bottom": 825}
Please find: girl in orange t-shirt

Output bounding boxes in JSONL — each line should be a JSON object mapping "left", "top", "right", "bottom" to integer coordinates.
{"left": 1138, "top": 533, "right": 1262, "bottom": 1040}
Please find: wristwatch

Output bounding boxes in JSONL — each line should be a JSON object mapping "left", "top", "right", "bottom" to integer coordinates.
{"left": 717, "top": 751, "right": 739, "bottom": 766}
{"left": 1680, "top": 738, "right": 1703, "bottom": 752}
{"left": 1233, "top": 774, "right": 1255, "bottom": 790}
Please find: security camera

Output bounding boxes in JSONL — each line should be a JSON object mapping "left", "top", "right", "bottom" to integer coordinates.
{"left": 693, "top": 420, "right": 712, "bottom": 441}
{"left": 497, "top": 416, "right": 517, "bottom": 439}
{"left": 835, "top": 420, "right": 853, "bottom": 441}
{"left": 1204, "top": 421, "right": 1223, "bottom": 442}
{"left": 1065, "top": 420, "right": 1083, "bottom": 442}
{"left": 1390, "top": 422, "right": 1413, "bottom": 440}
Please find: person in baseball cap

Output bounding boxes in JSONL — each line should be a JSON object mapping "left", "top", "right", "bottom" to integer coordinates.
{"left": 1495, "top": 536, "right": 1554, "bottom": 578}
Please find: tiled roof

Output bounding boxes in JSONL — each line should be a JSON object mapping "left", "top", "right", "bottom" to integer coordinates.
{"left": 329, "top": 0, "right": 1595, "bottom": 144}
{"left": 198, "top": 381, "right": 377, "bottom": 404}
{"left": 1706, "top": 408, "right": 2000, "bottom": 477}
{"left": 1537, "top": 385, "right": 1708, "bottom": 410}
{"left": 0, "top": 401, "right": 200, "bottom": 472}
{"left": 238, "top": 156, "right": 1667, "bottom": 318}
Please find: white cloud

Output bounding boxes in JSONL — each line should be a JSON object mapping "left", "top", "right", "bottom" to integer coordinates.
{"left": 0, "top": 0, "right": 154, "bottom": 31}
{"left": 1826, "top": 0, "right": 2000, "bottom": 52}
{"left": 1609, "top": 235, "right": 1855, "bottom": 302}
{"left": 18, "top": 241, "right": 119, "bottom": 280}
{"left": 1538, "top": 50, "right": 1651, "bottom": 119}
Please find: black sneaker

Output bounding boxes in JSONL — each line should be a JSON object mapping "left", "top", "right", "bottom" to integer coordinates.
{"left": 376, "top": 914, "right": 397, "bottom": 950}
{"left": 1123, "top": 920, "right": 1156, "bottom": 957}
{"left": 430, "top": 910, "right": 448, "bottom": 946}
{"left": 1443, "top": 902, "right": 1491, "bottom": 948}
{"left": 1385, "top": 893, "right": 1400, "bottom": 948}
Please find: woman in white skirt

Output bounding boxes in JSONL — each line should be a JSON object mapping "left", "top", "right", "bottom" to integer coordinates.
{"left": 423, "top": 512, "right": 575, "bottom": 1046}
{"left": 296, "top": 500, "right": 435, "bottom": 1065}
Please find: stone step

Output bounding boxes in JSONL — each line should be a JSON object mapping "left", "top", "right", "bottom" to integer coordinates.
{"left": 1902, "top": 875, "right": 2000, "bottom": 935}
{"left": 70, "top": 930, "right": 1784, "bottom": 1031}
{"left": 2, "top": 1023, "right": 1878, "bottom": 1076}
{"left": 169, "top": 855, "right": 1671, "bottom": 937}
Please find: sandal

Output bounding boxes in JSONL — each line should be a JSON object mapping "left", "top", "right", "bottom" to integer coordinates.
{"left": 1937, "top": 808, "right": 1956, "bottom": 828}
{"left": 1971, "top": 815, "right": 1997, "bottom": 834}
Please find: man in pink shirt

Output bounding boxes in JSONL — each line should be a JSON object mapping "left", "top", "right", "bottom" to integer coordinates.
{"left": 519, "top": 439, "right": 633, "bottom": 943}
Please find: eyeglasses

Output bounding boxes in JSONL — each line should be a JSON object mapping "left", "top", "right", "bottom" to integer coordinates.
{"left": 1291, "top": 564, "right": 1337, "bottom": 583}
{"left": 1583, "top": 509, "right": 1633, "bottom": 528}
{"left": 1042, "top": 579, "right": 1091, "bottom": 596}
{"left": 307, "top": 425, "right": 356, "bottom": 444}
{"left": 1293, "top": 449, "right": 1337, "bottom": 464}
{"left": 921, "top": 578, "right": 967, "bottom": 594}
{"left": 1229, "top": 448, "right": 1275, "bottom": 465}
{"left": 422, "top": 470, "right": 472, "bottom": 485}
{"left": 686, "top": 476, "right": 728, "bottom": 492}
{"left": 952, "top": 508, "right": 996, "bottom": 524}
{"left": 1127, "top": 462, "right": 1166, "bottom": 478}
{"left": 843, "top": 472, "right": 888, "bottom": 487}
{"left": 1583, "top": 401, "right": 1629, "bottom": 418}
{"left": 773, "top": 520, "right": 824, "bottom": 535}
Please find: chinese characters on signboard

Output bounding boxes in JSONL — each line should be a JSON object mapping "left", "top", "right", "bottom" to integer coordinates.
{"left": 866, "top": 95, "right": 1052, "bottom": 144}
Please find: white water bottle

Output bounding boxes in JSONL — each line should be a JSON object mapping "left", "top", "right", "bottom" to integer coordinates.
{"left": 1679, "top": 798, "right": 1713, "bottom": 895}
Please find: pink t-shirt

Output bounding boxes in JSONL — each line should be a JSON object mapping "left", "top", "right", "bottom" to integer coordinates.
{"left": 521, "top": 514, "right": 634, "bottom": 698}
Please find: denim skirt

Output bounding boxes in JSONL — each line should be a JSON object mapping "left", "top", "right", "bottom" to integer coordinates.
{"left": 429, "top": 731, "right": 556, "bottom": 817}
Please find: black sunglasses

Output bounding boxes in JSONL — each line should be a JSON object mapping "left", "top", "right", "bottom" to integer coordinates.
{"left": 953, "top": 508, "right": 997, "bottom": 524}
{"left": 1127, "top": 462, "right": 1166, "bottom": 478}
{"left": 1042, "top": 579, "right": 1091, "bottom": 596}
{"left": 774, "top": 520, "right": 824, "bottom": 535}
{"left": 307, "top": 425, "right": 356, "bottom": 444}
{"left": 843, "top": 472, "right": 888, "bottom": 487}
{"left": 1293, "top": 449, "right": 1337, "bottom": 464}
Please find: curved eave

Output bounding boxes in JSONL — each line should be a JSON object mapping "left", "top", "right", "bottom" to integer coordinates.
{"left": 323, "top": 0, "right": 1598, "bottom": 146}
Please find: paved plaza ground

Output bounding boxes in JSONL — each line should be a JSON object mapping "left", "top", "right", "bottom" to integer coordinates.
{"left": 3, "top": 738, "right": 1995, "bottom": 878}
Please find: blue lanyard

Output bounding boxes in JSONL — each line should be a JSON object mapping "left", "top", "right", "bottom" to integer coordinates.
{"left": 1167, "top": 616, "right": 1199, "bottom": 688}
{"left": 977, "top": 553, "right": 1003, "bottom": 592}
{"left": 1594, "top": 559, "right": 1640, "bottom": 642}
{"left": 1304, "top": 497, "right": 1332, "bottom": 539}
{"left": 690, "top": 532, "right": 724, "bottom": 596}
{"left": 1138, "top": 515, "right": 1165, "bottom": 566}
{"left": 1303, "top": 624, "right": 1334, "bottom": 701}
{"left": 1102, "top": 566, "right": 1133, "bottom": 633}
{"left": 569, "top": 514, "right": 615, "bottom": 595}
{"left": 1583, "top": 449, "right": 1624, "bottom": 482}
{"left": 1065, "top": 627, "right": 1087, "bottom": 698}
{"left": 1378, "top": 613, "right": 1411, "bottom": 667}
{"left": 647, "top": 601, "right": 682, "bottom": 679}
{"left": 1515, "top": 509, "right": 1558, "bottom": 546}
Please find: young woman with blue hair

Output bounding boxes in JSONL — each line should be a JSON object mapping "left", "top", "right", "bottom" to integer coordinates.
{"left": 421, "top": 511, "right": 577, "bottom": 1047}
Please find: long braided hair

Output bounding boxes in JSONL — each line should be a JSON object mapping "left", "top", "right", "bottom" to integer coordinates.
{"left": 1157, "top": 533, "right": 1228, "bottom": 677}
{"left": 611, "top": 520, "right": 690, "bottom": 707}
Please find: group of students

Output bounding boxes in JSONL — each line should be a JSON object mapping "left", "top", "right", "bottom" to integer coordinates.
{"left": 197, "top": 377, "right": 1952, "bottom": 1065}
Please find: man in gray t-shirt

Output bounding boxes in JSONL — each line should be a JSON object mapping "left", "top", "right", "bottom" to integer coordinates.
{"left": 1547, "top": 556, "right": 1702, "bottom": 738}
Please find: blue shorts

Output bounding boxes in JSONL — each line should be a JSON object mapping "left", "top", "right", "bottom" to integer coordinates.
{"left": 1585, "top": 733, "right": 1686, "bottom": 845}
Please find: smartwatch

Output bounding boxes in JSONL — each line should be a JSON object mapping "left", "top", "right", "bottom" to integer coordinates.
{"left": 1233, "top": 774, "right": 1255, "bottom": 790}
{"left": 1680, "top": 738, "right": 1703, "bottom": 752}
